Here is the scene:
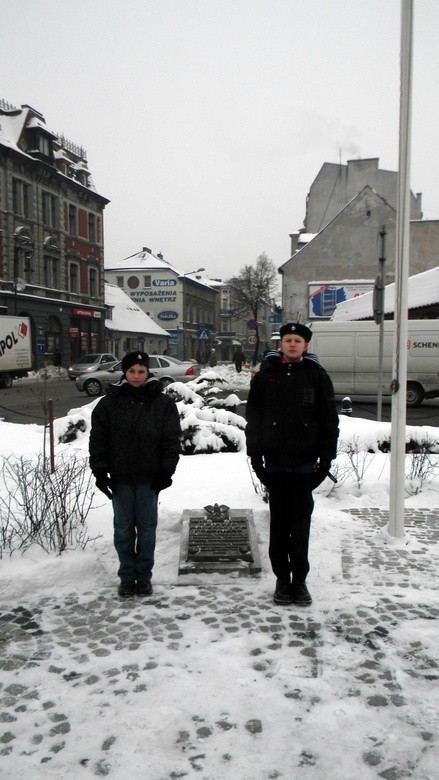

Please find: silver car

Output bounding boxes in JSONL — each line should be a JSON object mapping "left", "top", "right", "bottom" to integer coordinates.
{"left": 68, "top": 353, "right": 117, "bottom": 381}
{"left": 75, "top": 355, "right": 200, "bottom": 396}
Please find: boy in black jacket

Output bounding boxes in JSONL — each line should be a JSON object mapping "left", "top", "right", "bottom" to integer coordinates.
{"left": 246, "top": 323, "right": 339, "bottom": 606}
{"left": 89, "top": 351, "right": 181, "bottom": 597}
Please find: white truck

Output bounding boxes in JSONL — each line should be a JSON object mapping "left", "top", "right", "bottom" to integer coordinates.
{"left": 0, "top": 316, "right": 33, "bottom": 389}
{"left": 309, "top": 319, "right": 439, "bottom": 407}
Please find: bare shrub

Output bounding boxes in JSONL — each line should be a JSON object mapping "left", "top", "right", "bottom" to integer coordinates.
{"left": 0, "top": 454, "right": 101, "bottom": 557}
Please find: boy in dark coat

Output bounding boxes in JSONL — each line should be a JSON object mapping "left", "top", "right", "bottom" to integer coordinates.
{"left": 246, "top": 323, "right": 339, "bottom": 606}
{"left": 89, "top": 351, "right": 181, "bottom": 597}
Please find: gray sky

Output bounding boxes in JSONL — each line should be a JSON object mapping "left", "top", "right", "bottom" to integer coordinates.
{"left": 2, "top": 0, "right": 439, "bottom": 280}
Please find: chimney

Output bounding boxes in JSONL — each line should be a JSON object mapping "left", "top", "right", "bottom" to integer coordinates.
{"left": 157, "top": 252, "right": 163, "bottom": 260}
{"left": 142, "top": 247, "right": 152, "bottom": 254}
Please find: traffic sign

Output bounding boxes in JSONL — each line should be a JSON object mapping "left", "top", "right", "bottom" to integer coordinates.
{"left": 247, "top": 335, "right": 257, "bottom": 345}
{"left": 197, "top": 328, "right": 210, "bottom": 340}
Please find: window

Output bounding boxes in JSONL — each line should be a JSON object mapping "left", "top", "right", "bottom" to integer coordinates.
{"left": 116, "top": 276, "right": 124, "bottom": 287}
{"left": 44, "top": 256, "right": 60, "bottom": 289}
{"left": 12, "top": 178, "right": 31, "bottom": 218}
{"left": 88, "top": 213, "right": 96, "bottom": 243}
{"left": 68, "top": 204, "right": 77, "bottom": 235}
{"left": 144, "top": 275, "right": 151, "bottom": 287}
{"left": 89, "top": 268, "right": 98, "bottom": 298}
{"left": 69, "top": 262, "right": 79, "bottom": 293}
{"left": 42, "top": 191, "right": 58, "bottom": 228}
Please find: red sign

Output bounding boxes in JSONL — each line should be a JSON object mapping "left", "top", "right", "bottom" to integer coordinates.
{"left": 72, "top": 308, "right": 101, "bottom": 319}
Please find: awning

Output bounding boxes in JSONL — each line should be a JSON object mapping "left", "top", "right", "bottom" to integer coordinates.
{"left": 232, "top": 339, "right": 242, "bottom": 345}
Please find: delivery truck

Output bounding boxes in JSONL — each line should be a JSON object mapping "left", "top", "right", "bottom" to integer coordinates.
{"left": 309, "top": 319, "right": 439, "bottom": 407}
{"left": 0, "top": 316, "right": 32, "bottom": 388}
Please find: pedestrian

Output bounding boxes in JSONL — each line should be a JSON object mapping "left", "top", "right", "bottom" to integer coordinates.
{"left": 89, "top": 351, "right": 181, "bottom": 598}
{"left": 208, "top": 348, "right": 217, "bottom": 367}
{"left": 245, "top": 322, "right": 339, "bottom": 606}
{"left": 232, "top": 346, "right": 244, "bottom": 373}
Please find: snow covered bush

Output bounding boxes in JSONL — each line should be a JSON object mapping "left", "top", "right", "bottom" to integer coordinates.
{"left": 165, "top": 371, "right": 246, "bottom": 454}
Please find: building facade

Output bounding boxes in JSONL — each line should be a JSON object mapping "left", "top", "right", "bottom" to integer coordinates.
{"left": 0, "top": 100, "right": 109, "bottom": 368}
{"left": 281, "top": 157, "right": 439, "bottom": 322}
{"left": 105, "top": 248, "right": 219, "bottom": 361}
{"left": 209, "top": 279, "right": 274, "bottom": 362}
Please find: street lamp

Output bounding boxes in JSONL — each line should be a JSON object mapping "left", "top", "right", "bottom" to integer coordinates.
{"left": 181, "top": 269, "right": 206, "bottom": 360}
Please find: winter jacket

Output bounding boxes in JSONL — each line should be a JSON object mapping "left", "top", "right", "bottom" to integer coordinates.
{"left": 89, "top": 376, "right": 181, "bottom": 484}
{"left": 245, "top": 357, "right": 339, "bottom": 467}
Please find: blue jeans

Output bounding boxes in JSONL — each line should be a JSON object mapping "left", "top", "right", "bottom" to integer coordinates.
{"left": 112, "top": 483, "right": 158, "bottom": 581}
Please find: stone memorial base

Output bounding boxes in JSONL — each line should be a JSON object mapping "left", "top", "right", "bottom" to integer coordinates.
{"left": 178, "top": 504, "right": 261, "bottom": 576}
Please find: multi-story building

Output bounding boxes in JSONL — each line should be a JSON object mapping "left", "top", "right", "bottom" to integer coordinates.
{"left": 209, "top": 279, "right": 274, "bottom": 362}
{"left": 280, "top": 158, "right": 439, "bottom": 322}
{"left": 0, "top": 99, "right": 109, "bottom": 367}
{"left": 105, "top": 248, "right": 218, "bottom": 361}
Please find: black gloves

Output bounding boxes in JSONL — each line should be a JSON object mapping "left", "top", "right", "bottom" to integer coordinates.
{"left": 95, "top": 471, "right": 112, "bottom": 499}
{"left": 311, "top": 460, "right": 331, "bottom": 489}
{"left": 151, "top": 473, "right": 173, "bottom": 494}
{"left": 250, "top": 457, "right": 271, "bottom": 489}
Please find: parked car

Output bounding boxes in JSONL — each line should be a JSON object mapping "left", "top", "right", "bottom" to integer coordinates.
{"left": 75, "top": 354, "right": 200, "bottom": 396}
{"left": 68, "top": 353, "right": 117, "bottom": 381}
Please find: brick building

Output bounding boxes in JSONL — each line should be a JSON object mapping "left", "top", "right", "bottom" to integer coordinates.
{"left": 0, "top": 100, "right": 109, "bottom": 367}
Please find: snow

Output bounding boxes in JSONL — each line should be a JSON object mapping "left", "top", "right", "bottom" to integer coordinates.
{"left": 0, "top": 375, "right": 438, "bottom": 779}
{"left": 332, "top": 266, "right": 439, "bottom": 321}
{"left": 104, "top": 283, "right": 170, "bottom": 336}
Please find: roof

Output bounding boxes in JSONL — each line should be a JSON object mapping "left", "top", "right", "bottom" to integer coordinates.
{"left": 331, "top": 267, "right": 439, "bottom": 321}
{"left": 105, "top": 249, "right": 216, "bottom": 292}
{"left": 104, "top": 283, "right": 170, "bottom": 336}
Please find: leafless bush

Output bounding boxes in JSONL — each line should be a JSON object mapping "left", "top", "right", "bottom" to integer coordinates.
{"left": 405, "top": 449, "right": 439, "bottom": 495}
{"left": 0, "top": 454, "right": 101, "bottom": 557}
{"left": 337, "top": 436, "right": 376, "bottom": 491}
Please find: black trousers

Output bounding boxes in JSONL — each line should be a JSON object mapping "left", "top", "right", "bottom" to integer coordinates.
{"left": 268, "top": 472, "right": 314, "bottom": 583}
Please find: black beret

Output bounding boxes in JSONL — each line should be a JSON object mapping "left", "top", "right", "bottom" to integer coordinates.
{"left": 121, "top": 351, "right": 149, "bottom": 374}
{"left": 279, "top": 322, "right": 313, "bottom": 342}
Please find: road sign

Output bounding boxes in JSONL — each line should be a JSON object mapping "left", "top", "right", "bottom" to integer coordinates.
{"left": 197, "top": 328, "right": 210, "bottom": 340}
{"left": 247, "top": 335, "right": 257, "bottom": 345}
{"left": 269, "top": 314, "right": 282, "bottom": 324}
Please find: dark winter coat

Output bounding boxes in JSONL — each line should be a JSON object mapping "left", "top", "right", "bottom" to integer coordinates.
{"left": 89, "top": 376, "right": 181, "bottom": 484}
{"left": 245, "top": 357, "right": 339, "bottom": 467}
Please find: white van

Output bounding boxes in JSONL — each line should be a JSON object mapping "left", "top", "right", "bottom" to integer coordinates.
{"left": 309, "top": 320, "right": 439, "bottom": 407}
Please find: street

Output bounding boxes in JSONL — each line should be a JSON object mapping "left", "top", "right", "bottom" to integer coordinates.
{"left": 1, "top": 373, "right": 438, "bottom": 427}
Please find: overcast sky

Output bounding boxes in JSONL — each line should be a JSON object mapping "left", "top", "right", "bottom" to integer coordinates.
{"left": 2, "top": 0, "right": 439, "bottom": 280}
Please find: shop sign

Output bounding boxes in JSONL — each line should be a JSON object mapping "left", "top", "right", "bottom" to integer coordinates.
{"left": 153, "top": 279, "right": 177, "bottom": 287}
{"left": 157, "top": 310, "right": 178, "bottom": 321}
{"left": 69, "top": 328, "right": 80, "bottom": 338}
{"left": 72, "top": 308, "right": 101, "bottom": 319}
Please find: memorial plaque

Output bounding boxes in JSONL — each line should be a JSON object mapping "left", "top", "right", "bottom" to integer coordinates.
{"left": 179, "top": 504, "right": 261, "bottom": 576}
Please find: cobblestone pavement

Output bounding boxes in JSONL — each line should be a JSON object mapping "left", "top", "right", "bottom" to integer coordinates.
{"left": 0, "top": 509, "right": 438, "bottom": 779}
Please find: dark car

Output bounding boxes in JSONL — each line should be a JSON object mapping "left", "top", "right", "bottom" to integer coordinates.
{"left": 68, "top": 353, "right": 117, "bottom": 381}
{"left": 75, "top": 355, "right": 200, "bottom": 396}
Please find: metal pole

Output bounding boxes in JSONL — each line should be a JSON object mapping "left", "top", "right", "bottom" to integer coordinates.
{"left": 48, "top": 399, "right": 55, "bottom": 474}
{"left": 388, "top": 0, "right": 413, "bottom": 538}
{"left": 376, "top": 226, "right": 386, "bottom": 422}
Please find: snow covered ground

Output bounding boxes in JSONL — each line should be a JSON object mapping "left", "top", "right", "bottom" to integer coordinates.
{"left": 0, "top": 369, "right": 438, "bottom": 779}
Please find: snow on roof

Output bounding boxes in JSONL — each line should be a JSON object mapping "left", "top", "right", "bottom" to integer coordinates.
{"left": 105, "top": 251, "right": 215, "bottom": 291}
{"left": 331, "top": 267, "right": 439, "bottom": 321}
{"left": 105, "top": 283, "right": 170, "bottom": 336}
{"left": 105, "top": 249, "right": 183, "bottom": 275}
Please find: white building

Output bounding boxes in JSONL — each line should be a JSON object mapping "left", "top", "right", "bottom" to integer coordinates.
{"left": 104, "top": 283, "right": 170, "bottom": 357}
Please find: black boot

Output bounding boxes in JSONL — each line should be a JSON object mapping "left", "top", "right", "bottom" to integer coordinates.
{"left": 291, "top": 581, "right": 312, "bottom": 605}
{"left": 273, "top": 578, "right": 293, "bottom": 605}
{"left": 136, "top": 580, "right": 153, "bottom": 596}
{"left": 118, "top": 580, "right": 136, "bottom": 597}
